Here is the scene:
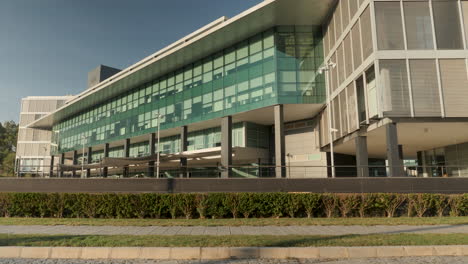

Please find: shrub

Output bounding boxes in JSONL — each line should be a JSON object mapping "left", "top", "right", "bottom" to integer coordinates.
{"left": 337, "top": 194, "right": 360, "bottom": 218}
{"left": 195, "top": 193, "right": 209, "bottom": 219}
{"left": 449, "top": 195, "right": 464, "bottom": 217}
{"left": 0, "top": 193, "right": 11, "bottom": 217}
{"left": 206, "top": 193, "right": 229, "bottom": 219}
{"left": 358, "top": 193, "right": 377, "bottom": 218}
{"left": 115, "top": 194, "right": 137, "bottom": 218}
{"left": 300, "top": 193, "right": 321, "bottom": 218}
{"left": 432, "top": 194, "right": 449, "bottom": 217}
{"left": 238, "top": 193, "right": 257, "bottom": 218}
{"left": 97, "top": 194, "right": 118, "bottom": 218}
{"left": 0, "top": 192, "right": 464, "bottom": 219}
{"left": 166, "top": 194, "right": 179, "bottom": 219}
{"left": 150, "top": 194, "right": 169, "bottom": 219}
{"left": 285, "top": 193, "right": 302, "bottom": 218}
{"left": 81, "top": 194, "right": 97, "bottom": 218}
{"left": 269, "top": 193, "right": 288, "bottom": 218}
{"left": 461, "top": 194, "right": 468, "bottom": 216}
{"left": 224, "top": 193, "right": 240, "bottom": 219}
{"left": 138, "top": 193, "right": 158, "bottom": 218}
{"left": 322, "top": 193, "right": 338, "bottom": 218}
{"left": 176, "top": 194, "right": 196, "bottom": 219}
{"left": 9, "top": 193, "right": 40, "bottom": 217}
{"left": 43, "top": 193, "right": 65, "bottom": 218}
{"left": 408, "top": 193, "right": 434, "bottom": 218}
{"left": 378, "top": 193, "right": 406, "bottom": 218}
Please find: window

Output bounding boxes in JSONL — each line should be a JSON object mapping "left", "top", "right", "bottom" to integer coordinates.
{"left": 344, "top": 33, "right": 353, "bottom": 77}
{"left": 351, "top": 22, "right": 362, "bottom": 70}
{"left": 360, "top": 6, "right": 373, "bottom": 58}
{"left": 404, "top": 1, "right": 434, "bottom": 50}
{"left": 461, "top": 0, "right": 468, "bottom": 45}
{"left": 375, "top": 2, "right": 405, "bottom": 50}
{"left": 433, "top": 0, "right": 463, "bottom": 49}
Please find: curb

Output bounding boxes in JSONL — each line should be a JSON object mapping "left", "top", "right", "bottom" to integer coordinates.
{"left": 0, "top": 246, "right": 467, "bottom": 260}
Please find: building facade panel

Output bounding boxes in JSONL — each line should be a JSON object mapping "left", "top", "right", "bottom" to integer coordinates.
{"left": 409, "top": 59, "right": 441, "bottom": 117}
{"left": 17, "top": 97, "right": 71, "bottom": 175}
{"left": 439, "top": 59, "right": 468, "bottom": 117}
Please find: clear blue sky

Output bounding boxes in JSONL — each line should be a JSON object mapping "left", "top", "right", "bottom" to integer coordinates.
{"left": 0, "top": 0, "right": 261, "bottom": 123}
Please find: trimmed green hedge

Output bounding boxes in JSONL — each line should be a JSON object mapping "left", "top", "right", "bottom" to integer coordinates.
{"left": 0, "top": 193, "right": 467, "bottom": 219}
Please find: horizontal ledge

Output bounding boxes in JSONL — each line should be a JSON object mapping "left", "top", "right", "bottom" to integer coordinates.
{"left": 1, "top": 245, "right": 467, "bottom": 260}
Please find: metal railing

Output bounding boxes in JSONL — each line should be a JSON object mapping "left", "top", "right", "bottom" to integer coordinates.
{"left": 10, "top": 164, "right": 468, "bottom": 178}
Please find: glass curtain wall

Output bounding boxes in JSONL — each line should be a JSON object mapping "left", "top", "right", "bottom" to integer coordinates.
{"left": 53, "top": 26, "right": 324, "bottom": 154}
{"left": 420, "top": 142, "right": 468, "bottom": 177}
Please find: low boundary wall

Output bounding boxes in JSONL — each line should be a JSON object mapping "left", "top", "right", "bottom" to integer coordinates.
{"left": 0, "top": 178, "right": 467, "bottom": 193}
{"left": 2, "top": 245, "right": 468, "bottom": 260}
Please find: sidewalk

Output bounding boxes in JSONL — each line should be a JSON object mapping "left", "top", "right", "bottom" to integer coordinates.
{"left": 1, "top": 224, "right": 467, "bottom": 236}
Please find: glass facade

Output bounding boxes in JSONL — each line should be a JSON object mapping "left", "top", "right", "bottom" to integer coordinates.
{"left": 53, "top": 26, "right": 324, "bottom": 154}
{"left": 419, "top": 142, "right": 468, "bottom": 177}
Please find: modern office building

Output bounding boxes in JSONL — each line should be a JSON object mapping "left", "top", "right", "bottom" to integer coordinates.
{"left": 26, "top": 0, "right": 468, "bottom": 178}
{"left": 16, "top": 96, "right": 73, "bottom": 176}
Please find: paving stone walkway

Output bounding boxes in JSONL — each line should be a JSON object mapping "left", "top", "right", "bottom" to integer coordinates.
{"left": 0, "top": 224, "right": 467, "bottom": 236}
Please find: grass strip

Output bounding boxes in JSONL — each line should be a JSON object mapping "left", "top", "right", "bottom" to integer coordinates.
{"left": 1, "top": 217, "right": 467, "bottom": 227}
{"left": 1, "top": 234, "right": 468, "bottom": 247}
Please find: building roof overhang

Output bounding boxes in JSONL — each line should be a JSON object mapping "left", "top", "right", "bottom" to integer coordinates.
{"left": 28, "top": 0, "right": 336, "bottom": 130}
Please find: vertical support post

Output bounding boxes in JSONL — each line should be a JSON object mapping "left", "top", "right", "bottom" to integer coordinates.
{"left": 103, "top": 143, "right": 110, "bottom": 178}
{"left": 86, "top": 147, "right": 92, "bottom": 178}
{"left": 386, "top": 123, "right": 404, "bottom": 177}
{"left": 221, "top": 116, "right": 232, "bottom": 178}
{"left": 274, "top": 105, "right": 285, "bottom": 178}
{"left": 355, "top": 136, "right": 369, "bottom": 177}
{"left": 59, "top": 153, "right": 65, "bottom": 178}
{"left": 148, "top": 133, "right": 156, "bottom": 177}
{"left": 49, "top": 156, "right": 55, "bottom": 177}
{"left": 180, "top": 126, "right": 188, "bottom": 178}
{"left": 420, "top": 151, "right": 429, "bottom": 178}
{"left": 123, "top": 139, "right": 130, "bottom": 177}
{"left": 72, "top": 150, "right": 78, "bottom": 177}
{"left": 15, "top": 157, "right": 20, "bottom": 177}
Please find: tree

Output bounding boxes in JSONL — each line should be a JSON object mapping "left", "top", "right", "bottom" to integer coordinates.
{"left": 0, "top": 121, "right": 18, "bottom": 175}
{"left": 1, "top": 152, "right": 16, "bottom": 176}
{"left": 0, "top": 120, "right": 18, "bottom": 151}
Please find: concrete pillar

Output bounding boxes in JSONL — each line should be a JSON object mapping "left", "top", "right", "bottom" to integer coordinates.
{"left": 49, "top": 156, "right": 55, "bottom": 177}
{"left": 274, "top": 105, "right": 285, "bottom": 178}
{"left": 103, "top": 143, "right": 109, "bottom": 178}
{"left": 72, "top": 150, "right": 78, "bottom": 177}
{"left": 386, "top": 123, "right": 404, "bottom": 177}
{"left": 419, "top": 151, "right": 429, "bottom": 178}
{"left": 148, "top": 133, "right": 156, "bottom": 177}
{"left": 221, "top": 116, "right": 232, "bottom": 178}
{"left": 180, "top": 126, "right": 188, "bottom": 178}
{"left": 59, "top": 153, "right": 65, "bottom": 178}
{"left": 86, "top": 147, "right": 92, "bottom": 178}
{"left": 355, "top": 136, "right": 369, "bottom": 177}
{"left": 123, "top": 138, "right": 130, "bottom": 177}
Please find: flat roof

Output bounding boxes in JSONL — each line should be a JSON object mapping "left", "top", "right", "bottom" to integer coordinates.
{"left": 22, "top": 96, "right": 74, "bottom": 101}
{"left": 28, "top": 0, "right": 335, "bottom": 130}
